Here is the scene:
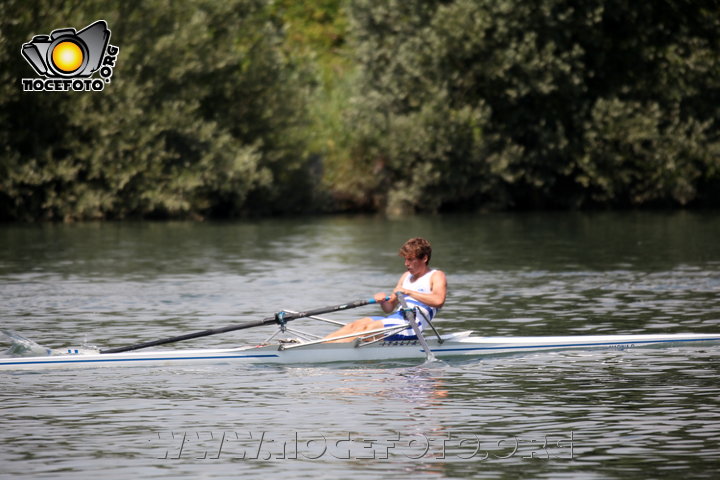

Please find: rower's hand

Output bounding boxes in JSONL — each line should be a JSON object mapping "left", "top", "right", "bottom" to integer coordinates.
{"left": 394, "top": 289, "right": 410, "bottom": 299}
{"left": 374, "top": 292, "right": 390, "bottom": 303}
{"left": 374, "top": 292, "right": 396, "bottom": 313}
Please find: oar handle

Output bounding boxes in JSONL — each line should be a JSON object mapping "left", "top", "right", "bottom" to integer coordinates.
{"left": 100, "top": 297, "right": 382, "bottom": 354}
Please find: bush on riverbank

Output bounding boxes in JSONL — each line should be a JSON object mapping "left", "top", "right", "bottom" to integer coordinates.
{"left": 337, "top": 0, "right": 720, "bottom": 214}
{"left": 0, "top": 0, "right": 314, "bottom": 221}
{"left": 1, "top": 0, "right": 718, "bottom": 220}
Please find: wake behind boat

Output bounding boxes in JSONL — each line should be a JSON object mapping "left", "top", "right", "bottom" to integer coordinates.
{"left": 2, "top": 296, "right": 719, "bottom": 371}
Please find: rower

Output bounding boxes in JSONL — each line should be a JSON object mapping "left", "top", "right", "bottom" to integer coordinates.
{"left": 324, "top": 237, "right": 447, "bottom": 343}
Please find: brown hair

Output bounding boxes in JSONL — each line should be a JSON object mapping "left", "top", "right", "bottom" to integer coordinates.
{"left": 399, "top": 237, "right": 432, "bottom": 264}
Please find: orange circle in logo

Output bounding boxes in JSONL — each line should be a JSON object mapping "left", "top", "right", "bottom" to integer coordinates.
{"left": 51, "top": 41, "right": 83, "bottom": 73}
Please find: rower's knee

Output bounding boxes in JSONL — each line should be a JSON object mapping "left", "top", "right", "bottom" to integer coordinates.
{"left": 349, "top": 317, "right": 377, "bottom": 332}
{"left": 324, "top": 317, "right": 384, "bottom": 342}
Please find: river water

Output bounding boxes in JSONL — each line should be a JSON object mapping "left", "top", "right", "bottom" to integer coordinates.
{"left": 1, "top": 212, "right": 719, "bottom": 479}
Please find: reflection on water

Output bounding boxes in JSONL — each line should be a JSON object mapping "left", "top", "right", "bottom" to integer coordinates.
{"left": 1, "top": 212, "right": 719, "bottom": 479}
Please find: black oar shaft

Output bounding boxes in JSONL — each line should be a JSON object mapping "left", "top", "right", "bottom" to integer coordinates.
{"left": 100, "top": 298, "right": 377, "bottom": 354}
{"left": 100, "top": 318, "right": 274, "bottom": 354}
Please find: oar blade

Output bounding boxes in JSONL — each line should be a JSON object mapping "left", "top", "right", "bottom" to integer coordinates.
{"left": 1, "top": 329, "right": 54, "bottom": 357}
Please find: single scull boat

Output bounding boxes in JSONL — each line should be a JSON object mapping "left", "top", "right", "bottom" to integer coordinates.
{"left": 2, "top": 296, "right": 719, "bottom": 371}
{"left": 3, "top": 331, "right": 720, "bottom": 371}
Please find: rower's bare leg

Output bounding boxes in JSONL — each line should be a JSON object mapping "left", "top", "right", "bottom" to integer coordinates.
{"left": 324, "top": 318, "right": 385, "bottom": 343}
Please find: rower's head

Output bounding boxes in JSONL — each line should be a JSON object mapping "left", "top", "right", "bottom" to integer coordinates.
{"left": 399, "top": 237, "right": 432, "bottom": 265}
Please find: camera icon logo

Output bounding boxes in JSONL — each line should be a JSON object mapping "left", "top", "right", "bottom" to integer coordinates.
{"left": 22, "top": 20, "right": 110, "bottom": 78}
{"left": 21, "top": 20, "right": 120, "bottom": 92}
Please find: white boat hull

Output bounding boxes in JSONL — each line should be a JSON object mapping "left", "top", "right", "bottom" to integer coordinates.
{"left": 2, "top": 332, "right": 719, "bottom": 371}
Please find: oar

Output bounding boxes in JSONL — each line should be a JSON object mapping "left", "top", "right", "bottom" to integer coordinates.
{"left": 100, "top": 298, "right": 381, "bottom": 354}
{"left": 396, "top": 292, "right": 436, "bottom": 362}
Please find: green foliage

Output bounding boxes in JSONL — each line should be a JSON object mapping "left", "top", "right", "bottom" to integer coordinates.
{"left": 336, "top": 0, "right": 720, "bottom": 213}
{"left": 579, "top": 99, "right": 718, "bottom": 206}
{"left": 0, "top": 0, "right": 312, "bottom": 220}
{"left": 270, "top": 0, "right": 357, "bottom": 211}
{"left": 1, "top": 0, "right": 719, "bottom": 221}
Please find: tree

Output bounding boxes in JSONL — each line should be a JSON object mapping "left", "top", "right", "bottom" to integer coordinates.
{"left": 0, "top": 0, "right": 312, "bottom": 220}
{"left": 335, "top": 0, "right": 720, "bottom": 213}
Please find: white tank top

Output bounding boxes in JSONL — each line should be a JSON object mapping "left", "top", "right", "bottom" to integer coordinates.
{"left": 400, "top": 269, "right": 438, "bottom": 320}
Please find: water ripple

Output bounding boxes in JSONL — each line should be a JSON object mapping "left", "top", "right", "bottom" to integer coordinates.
{"left": 2, "top": 214, "right": 720, "bottom": 479}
